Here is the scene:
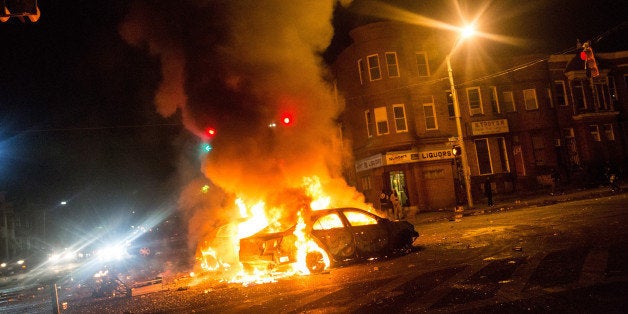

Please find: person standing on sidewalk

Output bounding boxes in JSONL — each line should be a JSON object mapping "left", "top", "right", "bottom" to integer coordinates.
{"left": 390, "top": 190, "right": 403, "bottom": 220}
{"left": 484, "top": 177, "right": 494, "bottom": 207}
{"left": 380, "top": 190, "right": 393, "bottom": 219}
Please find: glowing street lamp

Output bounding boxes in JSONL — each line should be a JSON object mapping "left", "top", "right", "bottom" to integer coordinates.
{"left": 447, "top": 24, "right": 475, "bottom": 209}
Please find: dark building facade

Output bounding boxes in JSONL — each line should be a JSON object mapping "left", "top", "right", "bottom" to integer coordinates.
{"left": 333, "top": 21, "right": 627, "bottom": 212}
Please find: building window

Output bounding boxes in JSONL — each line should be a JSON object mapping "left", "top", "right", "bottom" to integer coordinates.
{"left": 474, "top": 138, "right": 493, "bottom": 175}
{"left": 523, "top": 89, "right": 538, "bottom": 110}
{"left": 415, "top": 52, "right": 430, "bottom": 77}
{"left": 497, "top": 137, "right": 510, "bottom": 172}
{"left": 553, "top": 81, "right": 568, "bottom": 106}
{"left": 467, "top": 87, "right": 483, "bottom": 115}
{"left": 571, "top": 80, "right": 586, "bottom": 109}
{"left": 446, "top": 90, "right": 455, "bottom": 117}
{"left": 502, "top": 91, "right": 516, "bottom": 112}
{"left": 364, "top": 110, "right": 375, "bottom": 137}
{"left": 589, "top": 125, "right": 601, "bottom": 141}
{"left": 357, "top": 59, "right": 366, "bottom": 85}
{"left": 367, "top": 54, "right": 381, "bottom": 81}
{"left": 489, "top": 86, "right": 500, "bottom": 113}
{"left": 603, "top": 124, "right": 615, "bottom": 141}
{"left": 421, "top": 96, "right": 437, "bottom": 130}
{"left": 360, "top": 176, "right": 372, "bottom": 191}
{"left": 385, "top": 52, "right": 399, "bottom": 78}
{"left": 531, "top": 136, "right": 546, "bottom": 165}
{"left": 547, "top": 88, "right": 554, "bottom": 108}
{"left": 608, "top": 76, "right": 618, "bottom": 106}
{"left": 392, "top": 104, "right": 407, "bottom": 132}
{"left": 374, "top": 106, "right": 389, "bottom": 135}
{"left": 593, "top": 79, "right": 610, "bottom": 110}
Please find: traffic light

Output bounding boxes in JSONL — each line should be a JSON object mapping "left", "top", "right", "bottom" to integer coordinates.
{"left": 452, "top": 145, "right": 462, "bottom": 156}
{"left": 205, "top": 127, "right": 216, "bottom": 138}
{"left": 580, "top": 41, "right": 599, "bottom": 78}
{"left": 203, "top": 126, "right": 217, "bottom": 141}
{"left": 280, "top": 112, "right": 293, "bottom": 126}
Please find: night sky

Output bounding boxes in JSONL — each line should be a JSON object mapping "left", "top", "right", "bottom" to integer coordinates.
{"left": 0, "top": 1, "right": 626, "bottom": 239}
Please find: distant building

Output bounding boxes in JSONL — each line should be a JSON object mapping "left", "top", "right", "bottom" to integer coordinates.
{"left": 332, "top": 21, "right": 627, "bottom": 212}
{"left": 1, "top": 193, "right": 45, "bottom": 261}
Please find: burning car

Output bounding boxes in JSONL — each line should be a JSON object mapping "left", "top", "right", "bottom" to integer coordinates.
{"left": 239, "top": 207, "right": 418, "bottom": 274}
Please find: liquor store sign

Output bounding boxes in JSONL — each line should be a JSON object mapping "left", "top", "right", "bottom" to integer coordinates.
{"left": 385, "top": 149, "right": 454, "bottom": 165}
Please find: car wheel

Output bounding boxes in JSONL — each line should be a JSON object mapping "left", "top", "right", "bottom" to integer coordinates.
{"left": 305, "top": 251, "right": 326, "bottom": 274}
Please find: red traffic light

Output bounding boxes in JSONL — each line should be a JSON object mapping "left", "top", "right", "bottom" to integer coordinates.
{"left": 280, "top": 113, "right": 293, "bottom": 126}
{"left": 580, "top": 51, "right": 587, "bottom": 61}
{"left": 205, "top": 127, "right": 216, "bottom": 138}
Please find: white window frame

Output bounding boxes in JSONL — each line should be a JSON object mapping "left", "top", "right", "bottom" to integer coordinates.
{"left": 364, "top": 109, "right": 375, "bottom": 138}
{"left": 593, "top": 79, "right": 610, "bottom": 110}
{"left": 603, "top": 124, "right": 615, "bottom": 141}
{"left": 547, "top": 88, "right": 554, "bottom": 108}
{"left": 385, "top": 52, "right": 399, "bottom": 78}
{"left": 445, "top": 90, "right": 455, "bottom": 117}
{"left": 502, "top": 91, "right": 516, "bottom": 112}
{"left": 608, "top": 76, "right": 618, "bottom": 104}
{"left": 367, "top": 54, "right": 382, "bottom": 81}
{"left": 489, "top": 86, "right": 500, "bottom": 113}
{"left": 572, "top": 80, "right": 587, "bottom": 109}
{"left": 466, "top": 87, "right": 483, "bottom": 115}
{"left": 392, "top": 104, "right": 408, "bottom": 133}
{"left": 415, "top": 52, "right": 430, "bottom": 77}
{"left": 474, "top": 138, "right": 493, "bottom": 175}
{"left": 357, "top": 59, "right": 365, "bottom": 85}
{"left": 589, "top": 125, "right": 601, "bottom": 141}
{"left": 360, "top": 176, "right": 372, "bottom": 191}
{"left": 554, "top": 81, "right": 568, "bottom": 107}
{"left": 374, "top": 106, "right": 389, "bottom": 135}
{"left": 421, "top": 96, "right": 438, "bottom": 130}
{"left": 497, "top": 137, "right": 510, "bottom": 172}
{"left": 523, "top": 88, "right": 538, "bottom": 110}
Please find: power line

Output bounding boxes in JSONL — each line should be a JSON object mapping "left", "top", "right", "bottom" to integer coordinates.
{"left": 14, "top": 123, "right": 183, "bottom": 134}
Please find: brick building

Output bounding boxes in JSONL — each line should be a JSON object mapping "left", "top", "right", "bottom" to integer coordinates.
{"left": 332, "top": 21, "right": 627, "bottom": 212}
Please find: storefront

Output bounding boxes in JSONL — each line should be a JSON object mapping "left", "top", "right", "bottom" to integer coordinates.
{"left": 356, "top": 147, "right": 457, "bottom": 212}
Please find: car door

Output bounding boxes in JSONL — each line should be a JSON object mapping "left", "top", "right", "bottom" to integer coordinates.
{"left": 311, "top": 212, "right": 356, "bottom": 261}
{"left": 341, "top": 209, "right": 389, "bottom": 257}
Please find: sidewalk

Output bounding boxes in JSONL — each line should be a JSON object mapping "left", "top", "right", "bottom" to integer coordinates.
{"left": 408, "top": 183, "right": 626, "bottom": 225}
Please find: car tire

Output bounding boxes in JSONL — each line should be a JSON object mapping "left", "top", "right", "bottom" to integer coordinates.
{"left": 305, "top": 251, "right": 326, "bottom": 274}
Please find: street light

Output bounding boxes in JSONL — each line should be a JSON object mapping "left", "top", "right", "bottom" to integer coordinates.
{"left": 447, "top": 25, "right": 475, "bottom": 209}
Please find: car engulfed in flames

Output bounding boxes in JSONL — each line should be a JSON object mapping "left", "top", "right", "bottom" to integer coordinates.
{"left": 239, "top": 207, "right": 419, "bottom": 274}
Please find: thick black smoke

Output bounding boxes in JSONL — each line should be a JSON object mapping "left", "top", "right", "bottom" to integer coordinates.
{"left": 119, "top": 1, "right": 364, "bottom": 254}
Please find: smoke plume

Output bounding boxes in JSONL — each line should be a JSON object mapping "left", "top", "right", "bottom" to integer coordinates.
{"left": 119, "top": 0, "right": 361, "bottom": 252}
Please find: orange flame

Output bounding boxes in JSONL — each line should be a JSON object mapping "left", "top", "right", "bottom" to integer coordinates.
{"left": 195, "top": 175, "right": 368, "bottom": 285}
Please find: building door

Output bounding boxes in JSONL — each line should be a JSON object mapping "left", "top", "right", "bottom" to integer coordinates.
{"left": 389, "top": 171, "right": 409, "bottom": 206}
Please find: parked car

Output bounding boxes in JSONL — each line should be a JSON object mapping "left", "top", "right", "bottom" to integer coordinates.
{"left": 239, "top": 207, "right": 419, "bottom": 273}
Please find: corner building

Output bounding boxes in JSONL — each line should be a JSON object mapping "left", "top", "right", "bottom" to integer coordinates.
{"left": 332, "top": 21, "right": 627, "bottom": 212}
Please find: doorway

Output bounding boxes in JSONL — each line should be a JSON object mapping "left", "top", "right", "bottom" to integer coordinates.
{"left": 389, "top": 171, "right": 409, "bottom": 206}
